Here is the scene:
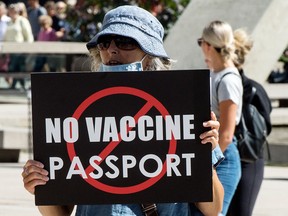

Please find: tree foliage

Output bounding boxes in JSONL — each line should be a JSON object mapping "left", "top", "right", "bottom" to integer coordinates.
{"left": 64, "top": 0, "right": 191, "bottom": 42}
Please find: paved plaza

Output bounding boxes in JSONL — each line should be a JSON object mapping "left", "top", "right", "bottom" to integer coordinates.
{"left": 1, "top": 158, "right": 288, "bottom": 216}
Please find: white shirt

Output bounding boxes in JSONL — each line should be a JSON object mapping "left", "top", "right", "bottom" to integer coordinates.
{"left": 210, "top": 67, "right": 243, "bottom": 125}
{"left": 0, "top": 14, "right": 10, "bottom": 41}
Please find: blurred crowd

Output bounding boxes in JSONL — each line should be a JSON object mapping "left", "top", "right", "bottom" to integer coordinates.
{"left": 0, "top": 0, "right": 79, "bottom": 90}
{"left": 0, "top": 0, "right": 183, "bottom": 91}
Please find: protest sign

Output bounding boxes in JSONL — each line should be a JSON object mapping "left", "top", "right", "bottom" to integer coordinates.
{"left": 31, "top": 70, "right": 212, "bottom": 205}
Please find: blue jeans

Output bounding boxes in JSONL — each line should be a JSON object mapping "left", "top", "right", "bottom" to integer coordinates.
{"left": 76, "top": 203, "right": 203, "bottom": 215}
{"left": 216, "top": 138, "right": 241, "bottom": 216}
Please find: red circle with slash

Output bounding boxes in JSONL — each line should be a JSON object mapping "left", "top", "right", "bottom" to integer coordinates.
{"left": 66, "top": 86, "right": 177, "bottom": 194}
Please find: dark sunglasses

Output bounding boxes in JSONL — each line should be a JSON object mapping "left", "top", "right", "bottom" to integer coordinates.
{"left": 197, "top": 38, "right": 204, "bottom": 47}
{"left": 97, "top": 35, "right": 139, "bottom": 51}
{"left": 197, "top": 37, "right": 221, "bottom": 53}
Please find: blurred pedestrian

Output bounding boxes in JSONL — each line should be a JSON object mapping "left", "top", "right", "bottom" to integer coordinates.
{"left": 54, "top": 1, "right": 70, "bottom": 41}
{"left": 198, "top": 20, "right": 243, "bottom": 215}
{"left": 33, "top": 14, "right": 64, "bottom": 72}
{"left": 17, "top": 2, "right": 28, "bottom": 18}
{"left": 0, "top": 1, "right": 10, "bottom": 41}
{"left": 44, "top": 1, "right": 62, "bottom": 32}
{"left": 0, "top": 1, "right": 10, "bottom": 77}
{"left": 27, "top": 0, "right": 47, "bottom": 40}
{"left": 4, "top": 3, "right": 34, "bottom": 90}
{"left": 227, "top": 29, "right": 273, "bottom": 216}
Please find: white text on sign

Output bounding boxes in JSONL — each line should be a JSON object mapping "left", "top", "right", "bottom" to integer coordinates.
{"left": 49, "top": 153, "right": 196, "bottom": 180}
{"left": 45, "top": 114, "right": 196, "bottom": 143}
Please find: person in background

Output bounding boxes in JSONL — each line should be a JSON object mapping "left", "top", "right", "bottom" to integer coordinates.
{"left": 4, "top": 3, "right": 34, "bottom": 90}
{"left": 0, "top": 1, "right": 10, "bottom": 41}
{"left": 22, "top": 5, "right": 224, "bottom": 216}
{"left": 17, "top": 2, "right": 28, "bottom": 18}
{"left": 37, "top": 14, "right": 64, "bottom": 41}
{"left": 198, "top": 20, "right": 242, "bottom": 215}
{"left": 33, "top": 14, "right": 64, "bottom": 72}
{"left": 27, "top": 0, "right": 47, "bottom": 40}
{"left": 0, "top": 1, "right": 10, "bottom": 76}
{"left": 55, "top": 1, "right": 67, "bottom": 20}
{"left": 227, "top": 29, "right": 273, "bottom": 216}
{"left": 44, "top": 1, "right": 63, "bottom": 32}
{"left": 54, "top": 1, "right": 70, "bottom": 41}
{"left": 43, "top": 1, "right": 66, "bottom": 71}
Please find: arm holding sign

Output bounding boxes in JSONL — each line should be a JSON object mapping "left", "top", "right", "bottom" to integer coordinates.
{"left": 196, "top": 111, "right": 224, "bottom": 215}
{"left": 196, "top": 168, "right": 224, "bottom": 216}
{"left": 38, "top": 205, "right": 74, "bottom": 216}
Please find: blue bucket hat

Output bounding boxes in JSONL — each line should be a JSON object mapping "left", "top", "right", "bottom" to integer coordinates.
{"left": 86, "top": 5, "right": 169, "bottom": 59}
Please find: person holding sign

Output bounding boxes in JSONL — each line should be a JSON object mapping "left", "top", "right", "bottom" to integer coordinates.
{"left": 197, "top": 21, "right": 243, "bottom": 216}
{"left": 22, "top": 5, "right": 224, "bottom": 216}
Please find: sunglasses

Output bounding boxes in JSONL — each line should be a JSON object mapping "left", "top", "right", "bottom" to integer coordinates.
{"left": 197, "top": 38, "right": 204, "bottom": 47}
{"left": 97, "top": 35, "right": 139, "bottom": 51}
{"left": 197, "top": 38, "right": 221, "bottom": 53}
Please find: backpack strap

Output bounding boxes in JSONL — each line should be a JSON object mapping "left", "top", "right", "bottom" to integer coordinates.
{"left": 249, "top": 86, "right": 256, "bottom": 103}
{"left": 216, "top": 72, "right": 235, "bottom": 92}
{"left": 215, "top": 72, "right": 241, "bottom": 102}
{"left": 141, "top": 203, "right": 159, "bottom": 216}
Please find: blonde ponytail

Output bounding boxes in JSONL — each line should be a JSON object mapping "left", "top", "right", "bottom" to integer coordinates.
{"left": 233, "top": 29, "right": 253, "bottom": 69}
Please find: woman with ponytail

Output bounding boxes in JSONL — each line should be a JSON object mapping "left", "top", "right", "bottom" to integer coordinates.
{"left": 198, "top": 20, "right": 243, "bottom": 216}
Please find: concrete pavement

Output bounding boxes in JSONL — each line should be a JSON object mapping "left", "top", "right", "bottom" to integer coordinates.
{"left": 1, "top": 155, "right": 288, "bottom": 216}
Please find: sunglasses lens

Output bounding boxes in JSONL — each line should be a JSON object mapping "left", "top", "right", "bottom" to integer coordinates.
{"left": 97, "top": 41, "right": 110, "bottom": 50}
{"left": 115, "top": 37, "right": 138, "bottom": 50}
{"left": 197, "top": 38, "right": 203, "bottom": 47}
{"left": 97, "top": 36, "right": 138, "bottom": 51}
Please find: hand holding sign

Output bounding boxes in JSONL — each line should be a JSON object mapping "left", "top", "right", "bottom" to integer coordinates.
{"left": 200, "top": 111, "right": 220, "bottom": 148}
{"left": 22, "top": 160, "right": 49, "bottom": 195}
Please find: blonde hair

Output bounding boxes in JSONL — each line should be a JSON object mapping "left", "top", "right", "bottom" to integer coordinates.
{"left": 38, "top": 15, "right": 53, "bottom": 27}
{"left": 233, "top": 28, "right": 253, "bottom": 69}
{"left": 17, "top": 2, "right": 27, "bottom": 18}
{"left": 88, "top": 47, "right": 173, "bottom": 72}
{"left": 202, "top": 20, "right": 237, "bottom": 62}
{"left": 8, "top": 3, "right": 20, "bottom": 13}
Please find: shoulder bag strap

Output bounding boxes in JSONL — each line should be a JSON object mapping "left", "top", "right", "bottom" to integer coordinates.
{"left": 216, "top": 72, "right": 238, "bottom": 102}
{"left": 141, "top": 203, "right": 159, "bottom": 216}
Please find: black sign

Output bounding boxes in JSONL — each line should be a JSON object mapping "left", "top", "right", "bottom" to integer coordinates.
{"left": 31, "top": 70, "right": 212, "bottom": 205}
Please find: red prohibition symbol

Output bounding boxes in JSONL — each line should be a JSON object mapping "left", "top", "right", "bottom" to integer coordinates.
{"left": 66, "top": 86, "right": 177, "bottom": 194}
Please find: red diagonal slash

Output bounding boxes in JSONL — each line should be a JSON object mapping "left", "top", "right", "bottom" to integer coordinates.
{"left": 67, "top": 86, "right": 177, "bottom": 194}
{"left": 85, "top": 100, "right": 153, "bottom": 173}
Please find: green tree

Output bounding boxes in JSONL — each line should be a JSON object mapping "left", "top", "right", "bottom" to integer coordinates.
{"left": 65, "top": 0, "right": 190, "bottom": 42}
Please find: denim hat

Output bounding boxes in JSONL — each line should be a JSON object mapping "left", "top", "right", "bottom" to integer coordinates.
{"left": 86, "top": 5, "right": 169, "bottom": 59}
